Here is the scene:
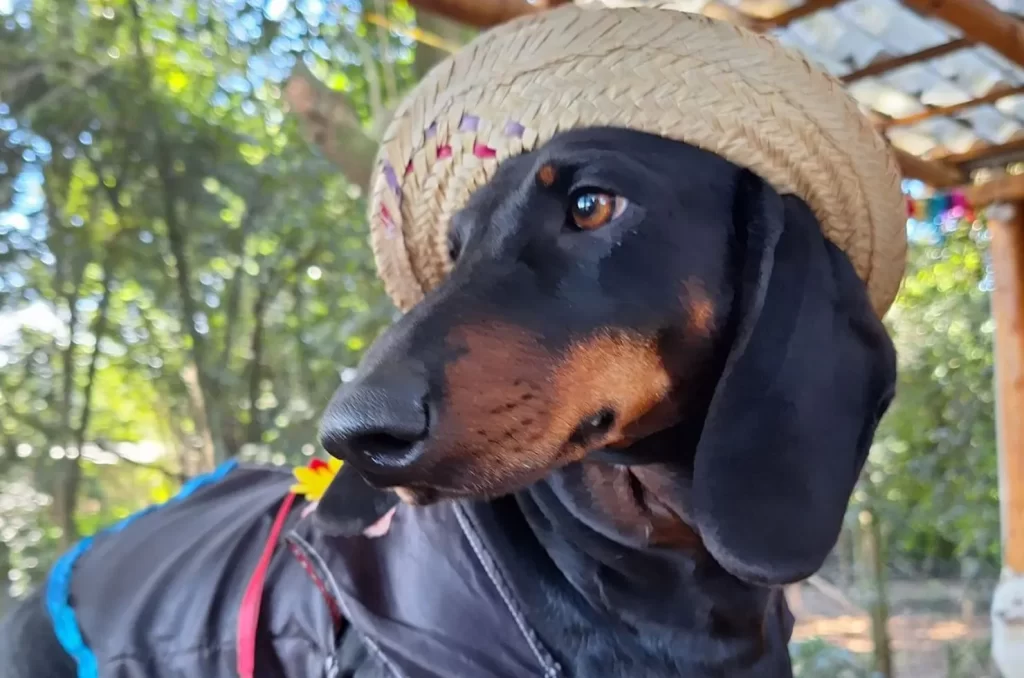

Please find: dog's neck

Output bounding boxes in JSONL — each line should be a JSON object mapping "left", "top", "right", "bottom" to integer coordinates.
{"left": 466, "top": 437, "right": 794, "bottom": 675}
{"left": 519, "top": 460, "right": 781, "bottom": 622}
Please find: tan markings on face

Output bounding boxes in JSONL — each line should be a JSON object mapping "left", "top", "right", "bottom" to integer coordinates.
{"left": 536, "top": 163, "right": 558, "bottom": 188}
{"left": 629, "top": 465, "right": 705, "bottom": 551}
{"left": 439, "top": 324, "right": 560, "bottom": 490}
{"left": 436, "top": 323, "right": 673, "bottom": 493}
{"left": 646, "top": 495, "right": 703, "bottom": 550}
{"left": 551, "top": 332, "right": 673, "bottom": 448}
{"left": 683, "top": 278, "right": 715, "bottom": 337}
{"left": 578, "top": 463, "right": 703, "bottom": 551}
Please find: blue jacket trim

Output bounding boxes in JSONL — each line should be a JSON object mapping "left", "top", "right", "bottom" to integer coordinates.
{"left": 44, "top": 459, "right": 240, "bottom": 678}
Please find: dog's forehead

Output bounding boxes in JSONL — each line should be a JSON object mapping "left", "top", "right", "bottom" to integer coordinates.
{"left": 536, "top": 127, "right": 739, "bottom": 168}
{"left": 452, "top": 126, "right": 743, "bottom": 254}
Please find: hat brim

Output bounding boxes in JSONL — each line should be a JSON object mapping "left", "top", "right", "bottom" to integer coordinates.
{"left": 368, "top": 5, "right": 907, "bottom": 317}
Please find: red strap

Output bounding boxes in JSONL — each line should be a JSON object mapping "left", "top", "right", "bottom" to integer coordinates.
{"left": 236, "top": 492, "right": 298, "bottom": 678}
{"left": 285, "top": 540, "right": 344, "bottom": 628}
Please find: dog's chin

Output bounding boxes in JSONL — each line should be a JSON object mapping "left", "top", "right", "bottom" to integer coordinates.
{"left": 389, "top": 481, "right": 523, "bottom": 506}
{"left": 388, "top": 462, "right": 581, "bottom": 506}
{"left": 364, "top": 437, "right": 601, "bottom": 507}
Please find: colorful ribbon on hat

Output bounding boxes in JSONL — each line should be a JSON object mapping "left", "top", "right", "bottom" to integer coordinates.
{"left": 905, "top": 188, "right": 975, "bottom": 225}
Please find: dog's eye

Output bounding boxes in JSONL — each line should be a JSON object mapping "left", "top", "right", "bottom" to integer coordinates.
{"left": 570, "top": 191, "right": 628, "bottom": 231}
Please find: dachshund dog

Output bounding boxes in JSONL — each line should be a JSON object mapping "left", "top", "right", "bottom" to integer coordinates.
{"left": 0, "top": 128, "right": 896, "bottom": 678}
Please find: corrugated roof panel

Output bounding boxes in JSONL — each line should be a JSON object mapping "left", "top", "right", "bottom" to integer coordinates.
{"left": 995, "top": 93, "right": 1024, "bottom": 119}
{"left": 888, "top": 126, "right": 941, "bottom": 156}
{"left": 955, "top": 105, "right": 1023, "bottom": 143}
{"left": 848, "top": 77, "right": 927, "bottom": 116}
{"left": 833, "top": 0, "right": 960, "bottom": 50}
{"left": 591, "top": 0, "right": 1024, "bottom": 169}
{"left": 772, "top": 27, "right": 857, "bottom": 75}
{"left": 908, "top": 117, "right": 984, "bottom": 154}
{"left": 928, "top": 46, "right": 1022, "bottom": 94}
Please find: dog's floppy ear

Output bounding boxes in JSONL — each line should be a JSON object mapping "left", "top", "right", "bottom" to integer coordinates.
{"left": 691, "top": 170, "right": 897, "bottom": 586}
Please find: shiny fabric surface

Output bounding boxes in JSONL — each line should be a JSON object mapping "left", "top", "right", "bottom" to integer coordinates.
{"left": 52, "top": 464, "right": 554, "bottom": 677}
{"left": 65, "top": 464, "right": 338, "bottom": 677}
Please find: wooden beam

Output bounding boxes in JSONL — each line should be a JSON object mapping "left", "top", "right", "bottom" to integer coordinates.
{"left": 756, "top": 0, "right": 845, "bottom": 30}
{"left": 901, "top": 0, "right": 1024, "bottom": 68}
{"left": 964, "top": 172, "right": 1024, "bottom": 206}
{"left": 938, "top": 138, "right": 1024, "bottom": 168}
{"left": 881, "top": 84, "right": 1024, "bottom": 128}
{"left": 986, "top": 201, "right": 1024, "bottom": 573}
{"left": 405, "top": 0, "right": 541, "bottom": 29}
{"left": 843, "top": 38, "right": 973, "bottom": 83}
{"left": 405, "top": 0, "right": 794, "bottom": 33}
{"left": 892, "top": 147, "right": 965, "bottom": 187}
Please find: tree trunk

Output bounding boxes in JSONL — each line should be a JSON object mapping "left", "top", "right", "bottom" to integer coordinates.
{"left": 128, "top": 0, "right": 229, "bottom": 465}
{"left": 246, "top": 281, "right": 272, "bottom": 446}
{"left": 837, "top": 522, "right": 856, "bottom": 588}
{"left": 859, "top": 506, "right": 894, "bottom": 677}
{"left": 56, "top": 269, "right": 82, "bottom": 549}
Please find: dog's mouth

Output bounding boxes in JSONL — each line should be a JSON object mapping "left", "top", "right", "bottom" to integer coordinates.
{"left": 352, "top": 409, "right": 624, "bottom": 506}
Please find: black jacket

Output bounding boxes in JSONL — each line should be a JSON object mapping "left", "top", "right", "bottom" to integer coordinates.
{"left": 41, "top": 462, "right": 557, "bottom": 677}
{"left": 27, "top": 460, "right": 793, "bottom": 677}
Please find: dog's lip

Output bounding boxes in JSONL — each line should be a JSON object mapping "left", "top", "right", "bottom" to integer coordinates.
{"left": 356, "top": 437, "right": 594, "bottom": 504}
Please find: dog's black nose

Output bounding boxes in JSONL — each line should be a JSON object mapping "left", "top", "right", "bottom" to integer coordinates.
{"left": 319, "top": 364, "right": 429, "bottom": 477}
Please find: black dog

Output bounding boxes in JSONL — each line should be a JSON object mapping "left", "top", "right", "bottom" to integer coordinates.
{"left": 0, "top": 128, "right": 896, "bottom": 677}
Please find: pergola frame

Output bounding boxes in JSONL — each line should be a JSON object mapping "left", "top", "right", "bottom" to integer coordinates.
{"left": 404, "top": 0, "right": 1024, "bottom": 186}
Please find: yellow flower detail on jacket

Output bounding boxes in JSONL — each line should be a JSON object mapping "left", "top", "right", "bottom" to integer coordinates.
{"left": 290, "top": 457, "right": 343, "bottom": 501}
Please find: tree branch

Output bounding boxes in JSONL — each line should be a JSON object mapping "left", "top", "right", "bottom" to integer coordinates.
{"left": 74, "top": 254, "right": 115, "bottom": 456}
{"left": 219, "top": 197, "right": 268, "bottom": 368}
{"left": 373, "top": 0, "right": 399, "bottom": 105}
{"left": 348, "top": 30, "right": 386, "bottom": 133}
{"left": 93, "top": 443, "right": 182, "bottom": 482}
{"left": 285, "top": 8, "right": 475, "bottom": 186}
{"left": 411, "top": 9, "right": 474, "bottom": 81}
{"left": 246, "top": 277, "right": 272, "bottom": 445}
{"left": 128, "top": 0, "right": 228, "bottom": 464}
{"left": 0, "top": 405, "right": 59, "bottom": 439}
{"left": 283, "top": 61, "right": 380, "bottom": 191}
{"left": 406, "top": 0, "right": 545, "bottom": 29}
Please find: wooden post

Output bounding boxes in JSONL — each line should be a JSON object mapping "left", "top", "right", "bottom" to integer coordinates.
{"left": 987, "top": 202, "right": 1024, "bottom": 678}
{"left": 857, "top": 478, "right": 893, "bottom": 678}
{"left": 988, "top": 202, "right": 1024, "bottom": 574}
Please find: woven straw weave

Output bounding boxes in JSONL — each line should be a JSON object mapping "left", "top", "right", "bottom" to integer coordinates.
{"left": 368, "top": 3, "right": 907, "bottom": 316}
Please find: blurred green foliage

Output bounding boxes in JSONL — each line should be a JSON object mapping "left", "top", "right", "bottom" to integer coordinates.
{"left": 0, "top": 0, "right": 457, "bottom": 603}
{"left": 867, "top": 220, "right": 1000, "bottom": 577}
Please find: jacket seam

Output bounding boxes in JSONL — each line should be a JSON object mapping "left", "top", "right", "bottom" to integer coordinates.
{"left": 453, "top": 503, "right": 562, "bottom": 678}
{"left": 287, "top": 532, "right": 407, "bottom": 678}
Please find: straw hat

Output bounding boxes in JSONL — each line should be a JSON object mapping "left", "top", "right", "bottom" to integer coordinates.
{"left": 367, "top": 2, "right": 907, "bottom": 317}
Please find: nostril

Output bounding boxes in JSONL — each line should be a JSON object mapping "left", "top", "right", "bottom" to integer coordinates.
{"left": 319, "top": 359, "right": 432, "bottom": 473}
{"left": 319, "top": 389, "right": 430, "bottom": 472}
{"left": 349, "top": 430, "right": 423, "bottom": 468}
{"left": 570, "top": 408, "right": 616, "bottom": 446}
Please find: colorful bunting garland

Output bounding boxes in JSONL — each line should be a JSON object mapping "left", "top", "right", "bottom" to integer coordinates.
{"left": 905, "top": 188, "right": 975, "bottom": 225}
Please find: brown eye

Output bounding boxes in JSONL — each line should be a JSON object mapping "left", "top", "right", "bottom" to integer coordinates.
{"left": 570, "top": 192, "right": 627, "bottom": 230}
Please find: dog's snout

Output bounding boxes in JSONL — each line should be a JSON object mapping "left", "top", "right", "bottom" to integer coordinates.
{"left": 319, "top": 364, "right": 430, "bottom": 479}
